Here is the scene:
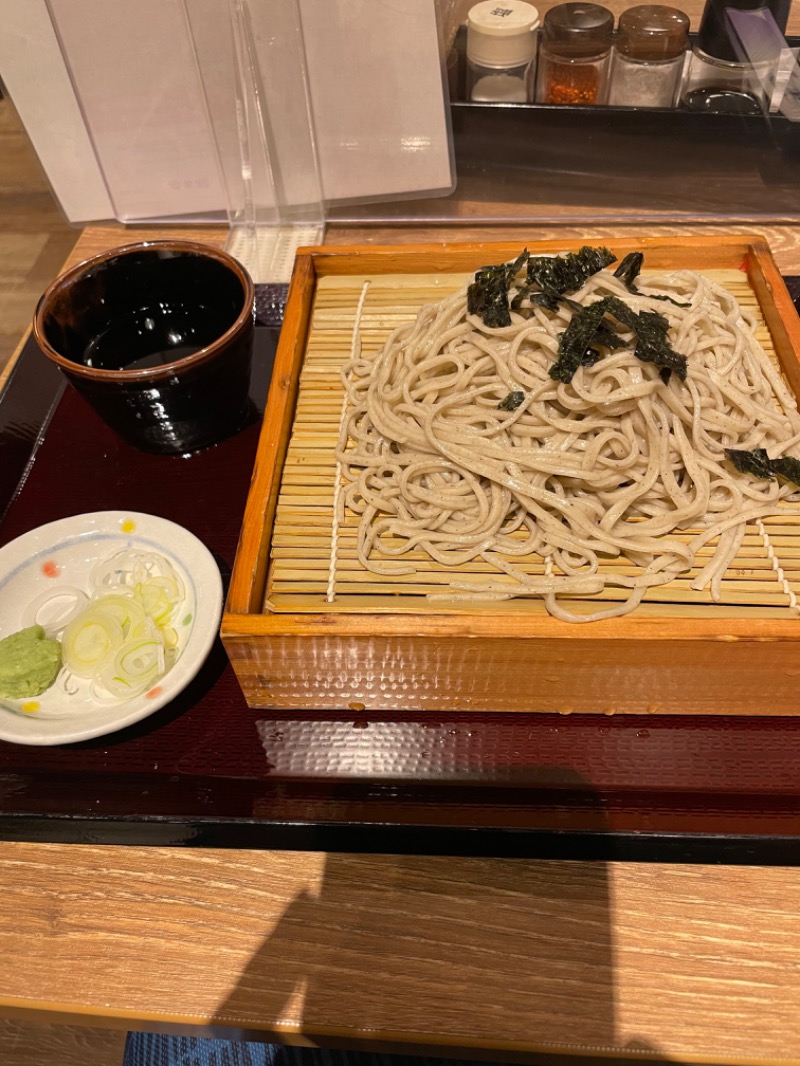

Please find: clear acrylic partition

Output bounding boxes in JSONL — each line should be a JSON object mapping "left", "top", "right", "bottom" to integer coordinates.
{"left": 44, "top": 0, "right": 230, "bottom": 225}
{"left": 44, "top": 0, "right": 325, "bottom": 281}
{"left": 43, "top": 0, "right": 456, "bottom": 280}
{"left": 181, "top": 0, "right": 325, "bottom": 281}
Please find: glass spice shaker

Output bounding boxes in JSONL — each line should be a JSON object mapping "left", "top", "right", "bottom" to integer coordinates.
{"left": 681, "top": 0, "right": 788, "bottom": 114}
{"left": 466, "top": 0, "right": 541, "bottom": 103}
{"left": 608, "top": 6, "right": 689, "bottom": 108}
{"left": 536, "top": 2, "right": 615, "bottom": 106}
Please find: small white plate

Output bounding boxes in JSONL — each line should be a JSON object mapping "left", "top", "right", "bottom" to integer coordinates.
{"left": 0, "top": 511, "right": 222, "bottom": 745}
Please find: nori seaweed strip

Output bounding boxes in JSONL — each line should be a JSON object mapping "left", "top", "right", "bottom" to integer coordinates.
{"left": 594, "top": 325, "right": 627, "bottom": 350}
{"left": 511, "top": 247, "right": 617, "bottom": 315}
{"left": 467, "top": 248, "right": 530, "bottom": 328}
{"left": 549, "top": 296, "right": 688, "bottom": 383}
{"left": 726, "top": 449, "right": 800, "bottom": 489}
{"left": 614, "top": 250, "right": 689, "bottom": 309}
{"left": 549, "top": 302, "right": 610, "bottom": 383}
{"left": 498, "top": 390, "right": 525, "bottom": 411}
{"left": 770, "top": 455, "right": 800, "bottom": 488}
{"left": 598, "top": 299, "right": 687, "bottom": 380}
{"left": 566, "top": 298, "right": 625, "bottom": 349}
{"left": 629, "top": 308, "right": 688, "bottom": 381}
{"left": 643, "top": 291, "right": 689, "bottom": 307}
{"left": 527, "top": 245, "right": 617, "bottom": 295}
{"left": 612, "top": 250, "right": 689, "bottom": 308}
{"left": 633, "top": 290, "right": 690, "bottom": 309}
{"left": 725, "top": 448, "right": 775, "bottom": 480}
{"left": 467, "top": 276, "right": 511, "bottom": 328}
{"left": 510, "top": 288, "right": 562, "bottom": 313}
{"left": 613, "top": 252, "right": 644, "bottom": 289}
{"left": 468, "top": 247, "right": 688, "bottom": 377}
{"left": 599, "top": 295, "right": 638, "bottom": 331}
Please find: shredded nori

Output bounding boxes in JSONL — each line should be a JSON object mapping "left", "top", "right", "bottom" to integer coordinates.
{"left": 511, "top": 289, "right": 562, "bottom": 313}
{"left": 466, "top": 247, "right": 800, "bottom": 485}
{"left": 612, "top": 249, "right": 689, "bottom": 308}
{"left": 613, "top": 252, "right": 644, "bottom": 290}
{"left": 467, "top": 248, "right": 530, "bottom": 328}
{"left": 471, "top": 246, "right": 616, "bottom": 328}
{"left": 725, "top": 448, "right": 775, "bottom": 480}
{"left": 498, "top": 390, "right": 525, "bottom": 411}
{"left": 727, "top": 448, "right": 800, "bottom": 489}
{"left": 594, "top": 325, "right": 628, "bottom": 351}
{"left": 771, "top": 455, "right": 800, "bottom": 487}
{"left": 526, "top": 246, "right": 617, "bottom": 296}
{"left": 630, "top": 309, "right": 687, "bottom": 379}
{"left": 467, "top": 245, "right": 688, "bottom": 383}
{"left": 548, "top": 296, "right": 687, "bottom": 384}
{"left": 549, "top": 302, "right": 610, "bottom": 384}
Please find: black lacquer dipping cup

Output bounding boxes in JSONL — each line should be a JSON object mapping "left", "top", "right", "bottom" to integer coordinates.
{"left": 33, "top": 240, "right": 255, "bottom": 455}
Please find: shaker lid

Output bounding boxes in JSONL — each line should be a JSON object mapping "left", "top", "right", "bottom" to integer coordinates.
{"left": 696, "top": 0, "right": 789, "bottom": 62}
{"left": 617, "top": 5, "right": 689, "bottom": 60}
{"left": 541, "top": 3, "right": 614, "bottom": 58}
{"left": 467, "top": 0, "right": 540, "bottom": 67}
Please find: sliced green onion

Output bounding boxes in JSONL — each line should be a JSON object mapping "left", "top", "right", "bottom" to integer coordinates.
{"left": 61, "top": 609, "right": 124, "bottom": 678}
{"left": 22, "top": 587, "right": 89, "bottom": 637}
{"left": 26, "top": 547, "right": 187, "bottom": 706}
{"left": 91, "top": 593, "right": 147, "bottom": 635}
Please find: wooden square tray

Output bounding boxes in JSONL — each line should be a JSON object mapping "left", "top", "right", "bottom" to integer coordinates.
{"left": 221, "top": 236, "right": 800, "bottom": 715}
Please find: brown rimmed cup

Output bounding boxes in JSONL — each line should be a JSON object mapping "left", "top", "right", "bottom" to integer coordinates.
{"left": 33, "top": 240, "right": 255, "bottom": 455}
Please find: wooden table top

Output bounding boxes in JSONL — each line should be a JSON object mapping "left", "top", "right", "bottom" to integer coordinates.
{"left": 3, "top": 221, "right": 800, "bottom": 1066}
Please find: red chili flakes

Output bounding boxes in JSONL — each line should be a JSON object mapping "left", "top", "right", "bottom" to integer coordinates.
{"left": 541, "top": 62, "right": 601, "bottom": 105}
{"left": 146, "top": 686, "right": 163, "bottom": 700}
{"left": 42, "top": 560, "right": 60, "bottom": 578}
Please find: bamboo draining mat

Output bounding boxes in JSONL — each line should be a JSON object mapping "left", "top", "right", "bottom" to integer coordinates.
{"left": 266, "top": 269, "right": 800, "bottom": 619}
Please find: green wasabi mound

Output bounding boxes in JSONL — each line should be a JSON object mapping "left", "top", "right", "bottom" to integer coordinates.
{"left": 0, "top": 625, "right": 62, "bottom": 699}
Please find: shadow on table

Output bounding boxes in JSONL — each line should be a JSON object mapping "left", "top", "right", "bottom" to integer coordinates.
{"left": 208, "top": 769, "right": 663, "bottom": 1065}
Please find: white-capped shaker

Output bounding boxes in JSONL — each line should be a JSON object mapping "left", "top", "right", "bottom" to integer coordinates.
{"left": 466, "top": 0, "right": 541, "bottom": 103}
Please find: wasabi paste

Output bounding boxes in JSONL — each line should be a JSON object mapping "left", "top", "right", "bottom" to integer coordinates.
{"left": 0, "top": 625, "right": 61, "bottom": 699}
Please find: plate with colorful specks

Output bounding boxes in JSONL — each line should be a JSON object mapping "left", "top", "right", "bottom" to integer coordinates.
{"left": 0, "top": 511, "right": 222, "bottom": 745}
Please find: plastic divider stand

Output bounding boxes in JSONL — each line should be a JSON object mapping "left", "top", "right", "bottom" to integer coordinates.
{"left": 182, "top": 0, "right": 325, "bottom": 281}
{"left": 44, "top": 0, "right": 230, "bottom": 225}
{"left": 45, "top": 0, "right": 325, "bottom": 281}
{"left": 44, "top": 0, "right": 456, "bottom": 283}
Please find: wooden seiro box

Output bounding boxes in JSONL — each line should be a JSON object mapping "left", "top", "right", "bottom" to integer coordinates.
{"left": 221, "top": 236, "right": 800, "bottom": 715}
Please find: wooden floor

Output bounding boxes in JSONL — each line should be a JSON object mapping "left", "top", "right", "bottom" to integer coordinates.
{"left": 0, "top": 93, "right": 80, "bottom": 372}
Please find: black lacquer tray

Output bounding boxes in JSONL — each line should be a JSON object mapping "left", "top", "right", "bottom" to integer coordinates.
{"left": 2, "top": 288, "right": 800, "bottom": 863}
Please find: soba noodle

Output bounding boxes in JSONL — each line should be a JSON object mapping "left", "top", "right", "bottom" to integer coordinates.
{"left": 336, "top": 258, "right": 800, "bottom": 622}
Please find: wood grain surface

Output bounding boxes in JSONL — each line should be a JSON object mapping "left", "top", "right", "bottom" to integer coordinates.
{"left": 1, "top": 844, "right": 800, "bottom": 1065}
{"left": 0, "top": 1019, "right": 126, "bottom": 1066}
{"left": 57, "top": 221, "right": 800, "bottom": 276}
{"left": 0, "top": 97, "right": 78, "bottom": 379}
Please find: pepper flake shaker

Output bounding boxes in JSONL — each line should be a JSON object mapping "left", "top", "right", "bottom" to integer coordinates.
{"left": 536, "top": 2, "right": 615, "bottom": 105}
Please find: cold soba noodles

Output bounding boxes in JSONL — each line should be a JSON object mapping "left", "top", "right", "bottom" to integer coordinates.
{"left": 336, "top": 248, "right": 800, "bottom": 622}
